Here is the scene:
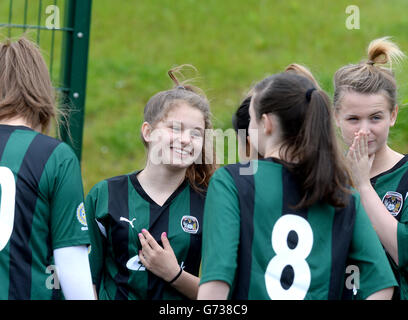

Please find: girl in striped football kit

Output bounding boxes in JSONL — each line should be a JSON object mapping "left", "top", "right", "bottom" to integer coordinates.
{"left": 198, "top": 70, "right": 396, "bottom": 300}
{"left": 0, "top": 37, "right": 94, "bottom": 300}
{"left": 334, "top": 37, "right": 408, "bottom": 300}
{"left": 85, "top": 66, "right": 216, "bottom": 300}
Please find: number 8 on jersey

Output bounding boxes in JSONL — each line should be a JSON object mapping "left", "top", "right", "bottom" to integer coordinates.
{"left": 265, "top": 214, "right": 313, "bottom": 300}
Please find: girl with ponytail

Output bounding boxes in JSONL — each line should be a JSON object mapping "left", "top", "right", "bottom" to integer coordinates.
{"left": 85, "top": 65, "right": 216, "bottom": 300}
{"left": 198, "top": 71, "right": 396, "bottom": 300}
{"left": 334, "top": 37, "right": 408, "bottom": 300}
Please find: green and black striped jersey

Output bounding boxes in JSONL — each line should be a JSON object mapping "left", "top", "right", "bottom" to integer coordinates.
{"left": 85, "top": 172, "right": 204, "bottom": 300}
{"left": 200, "top": 158, "right": 397, "bottom": 300}
{"left": 0, "top": 125, "right": 90, "bottom": 300}
{"left": 370, "top": 154, "right": 408, "bottom": 300}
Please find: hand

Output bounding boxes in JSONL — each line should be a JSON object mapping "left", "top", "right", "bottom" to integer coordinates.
{"left": 346, "top": 130, "right": 375, "bottom": 189}
{"left": 138, "top": 229, "right": 180, "bottom": 282}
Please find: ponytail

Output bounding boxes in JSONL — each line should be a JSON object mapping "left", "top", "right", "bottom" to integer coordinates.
{"left": 292, "top": 88, "right": 351, "bottom": 208}
{"left": 253, "top": 73, "right": 352, "bottom": 209}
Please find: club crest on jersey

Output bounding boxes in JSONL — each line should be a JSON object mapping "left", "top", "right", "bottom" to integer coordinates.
{"left": 76, "top": 202, "right": 88, "bottom": 230}
{"left": 382, "top": 191, "right": 403, "bottom": 217}
{"left": 181, "top": 215, "right": 199, "bottom": 234}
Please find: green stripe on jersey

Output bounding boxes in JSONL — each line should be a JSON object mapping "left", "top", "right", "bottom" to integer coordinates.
{"left": 86, "top": 173, "right": 204, "bottom": 300}
{"left": 0, "top": 129, "right": 37, "bottom": 298}
{"left": 371, "top": 155, "right": 408, "bottom": 300}
{"left": 200, "top": 158, "right": 397, "bottom": 300}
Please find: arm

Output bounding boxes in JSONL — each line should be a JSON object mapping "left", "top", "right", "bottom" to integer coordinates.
{"left": 197, "top": 281, "right": 230, "bottom": 300}
{"left": 366, "top": 287, "right": 394, "bottom": 300}
{"left": 348, "top": 131, "right": 398, "bottom": 264}
{"left": 54, "top": 245, "right": 96, "bottom": 300}
{"left": 357, "top": 184, "right": 398, "bottom": 264}
{"left": 84, "top": 184, "right": 108, "bottom": 293}
{"left": 138, "top": 230, "right": 199, "bottom": 300}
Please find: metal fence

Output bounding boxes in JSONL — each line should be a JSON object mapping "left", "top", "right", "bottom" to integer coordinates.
{"left": 0, "top": 0, "right": 92, "bottom": 161}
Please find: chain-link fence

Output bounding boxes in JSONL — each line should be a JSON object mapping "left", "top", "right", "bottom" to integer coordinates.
{"left": 0, "top": 0, "right": 92, "bottom": 161}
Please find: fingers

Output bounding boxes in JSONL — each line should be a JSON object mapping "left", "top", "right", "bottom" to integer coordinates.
{"left": 139, "top": 229, "right": 160, "bottom": 250}
{"left": 161, "top": 232, "right": 173, "bottom": 251}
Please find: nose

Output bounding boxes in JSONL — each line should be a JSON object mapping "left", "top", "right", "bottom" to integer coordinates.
{"left": 180, "top": 129, "right": 192, "bottom": 145}
{"left": 358, "top": 120, "right": 371, "bottom": 135}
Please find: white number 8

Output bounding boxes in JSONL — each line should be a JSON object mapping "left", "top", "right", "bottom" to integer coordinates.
{"left": 0, "top": 166, "right": 16, "bottom": 251}
{"left": 265, "top": 214, "right": 313, "bottom": 299}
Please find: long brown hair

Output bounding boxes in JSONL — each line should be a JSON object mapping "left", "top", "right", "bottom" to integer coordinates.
{"left": 142, "top": 65, "right": 216, "bottom": 192}
{"left": 0, "top": 37, "right": 57, "bottom": 133}
{"left": 333, "top": 37, "right": 405, "bottom": 111}
{"left": 252, "top": 72, "right": 352, "bottom": 208}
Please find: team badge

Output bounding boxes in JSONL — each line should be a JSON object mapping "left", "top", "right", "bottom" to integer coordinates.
{"left": 76, "top": 202, "right": 88, "bottom": 230}
{"left": 382, "top": 191, "right": 403, "bottom": 217}
{"left": 181, "top": 215, "right": 199, "bottom": 234}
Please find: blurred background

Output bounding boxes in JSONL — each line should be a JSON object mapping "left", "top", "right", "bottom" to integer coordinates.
{"left": 2, "top": 0, "right": 408, "bottom": 194}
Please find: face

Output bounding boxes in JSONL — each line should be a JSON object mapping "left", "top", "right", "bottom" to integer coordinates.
{"left": 145, "top": 102, "right": 205, "bottom": 168}
{"left": 335, "top": 91, "right": 397, "bottom": 156}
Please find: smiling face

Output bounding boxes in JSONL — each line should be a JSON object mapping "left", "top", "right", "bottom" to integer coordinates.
{"left": 145, "top": 102, "right": 205, "bottom": 168}
{"left": 335, "top": 90, "right": 398, "bottom": 156}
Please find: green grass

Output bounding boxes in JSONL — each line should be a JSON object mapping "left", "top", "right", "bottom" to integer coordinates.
{"left": 3, "top": 0, "right": 408, "bottom": 194}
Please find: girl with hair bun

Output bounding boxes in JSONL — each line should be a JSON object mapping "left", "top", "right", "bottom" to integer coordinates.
{"left": 334, "top": 37, "right": 408, "bottom": 300}
{"left": 198, "top": 70, "right": 396, "bottom": 300}
{"left": 85, "top": 65, "right": 216, "bottom": 300}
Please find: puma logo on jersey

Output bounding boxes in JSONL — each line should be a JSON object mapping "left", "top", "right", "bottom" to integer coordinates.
{"left": 120, "top": 217, "right": 136, "bottom": 228}
{"left": 126, "top": 255, "right": 145, "bottom": 271}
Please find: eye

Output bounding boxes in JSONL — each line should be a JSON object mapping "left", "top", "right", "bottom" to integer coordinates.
{"left": 371, "top": 115, "right": 382, "bottom": 121}
{"left": 190, "top": 129, "right": 203, "bottom": 138}
{"left": 347, "top": 117, "right": 358, "bottom": 122}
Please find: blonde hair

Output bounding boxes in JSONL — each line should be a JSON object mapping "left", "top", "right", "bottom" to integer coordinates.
{"left": 333, "top": 37, "right": 406, "bottom": 111}
{"left": 285, "top": 63, "right": 322, "bottom": 90}
{"left": 0, "top": 37, "right": 57, "bottom": 133}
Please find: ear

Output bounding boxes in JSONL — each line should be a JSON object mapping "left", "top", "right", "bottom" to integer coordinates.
{"left": 390, "top": 105, "right": 398, "bottom": 127}
{"left": 141, "top": 122, "right": 152, "bottom": 143}
{"left": 261, "top": 113, "right": 273, "bottom": 135}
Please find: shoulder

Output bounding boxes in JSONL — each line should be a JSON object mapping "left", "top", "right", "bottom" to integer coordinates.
{"left": 87, "top": 174, "right": 130, "bottom": 199}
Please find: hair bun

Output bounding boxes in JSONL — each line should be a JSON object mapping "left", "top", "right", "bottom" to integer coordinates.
{"left": 367, "top": 36, "right": 405, "bottom": 67}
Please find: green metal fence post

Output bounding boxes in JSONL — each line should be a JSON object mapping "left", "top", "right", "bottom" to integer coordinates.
{"left": 59, "top": 0, "right": 92, "bottom": 162}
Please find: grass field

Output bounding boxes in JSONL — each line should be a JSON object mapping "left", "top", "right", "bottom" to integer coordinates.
{"left": 2, "top": 0, "right": 408, "bottom": 194}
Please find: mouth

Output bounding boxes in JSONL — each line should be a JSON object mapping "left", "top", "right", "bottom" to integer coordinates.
{"left": 171, "top": 146, "right": 193, "bottom": 157}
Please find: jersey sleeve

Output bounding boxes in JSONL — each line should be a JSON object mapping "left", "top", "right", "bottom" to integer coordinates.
{"left": 45, "top": 142, "right": 90, "bottom": 249}
{"left": 348, "top": 193, "right": 398, "bottom": 299}
{"left": 397, "top": 200, "right": 408, "bottom": 298}
{"left": 85, "top": 180, "right": 109, "bottom": 286}
{"left": 200, "top": 167, "right": 241, "bottom": 288}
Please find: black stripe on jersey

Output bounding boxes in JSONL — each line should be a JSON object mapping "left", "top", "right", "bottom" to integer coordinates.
{"left": 8, "top": 134, "right": 60, "bottom": 300}
{"left": 224, "top": 163, "right": 255, "bottom": 300}
{"left": 147, "top": 203, "right": 170, "bottom": 300}
{"left": 370, "top": 155, "right": 408, "bottom": 186}
{"left": 129, "top": 174, "right": 189, "bottom": 300}
{"left": 183, "top": 188, "right": 204, "bottom": 275}
{"left": 280, "top": 167, "right": 308, "bottom": 291}
{"left": 328, "top": 195, "right": 356, "bottom": 300}
{"left": 281, "top": 166, "right": 308, "bottom": 219}
{"left": 0, "top": 130, "right": 13, "bottom": 159}
{"left": 395, "top": 169, "right": 408, "bottom": 223}
{"left": 107, "top": 176, "right": 130, "bottom": 300}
